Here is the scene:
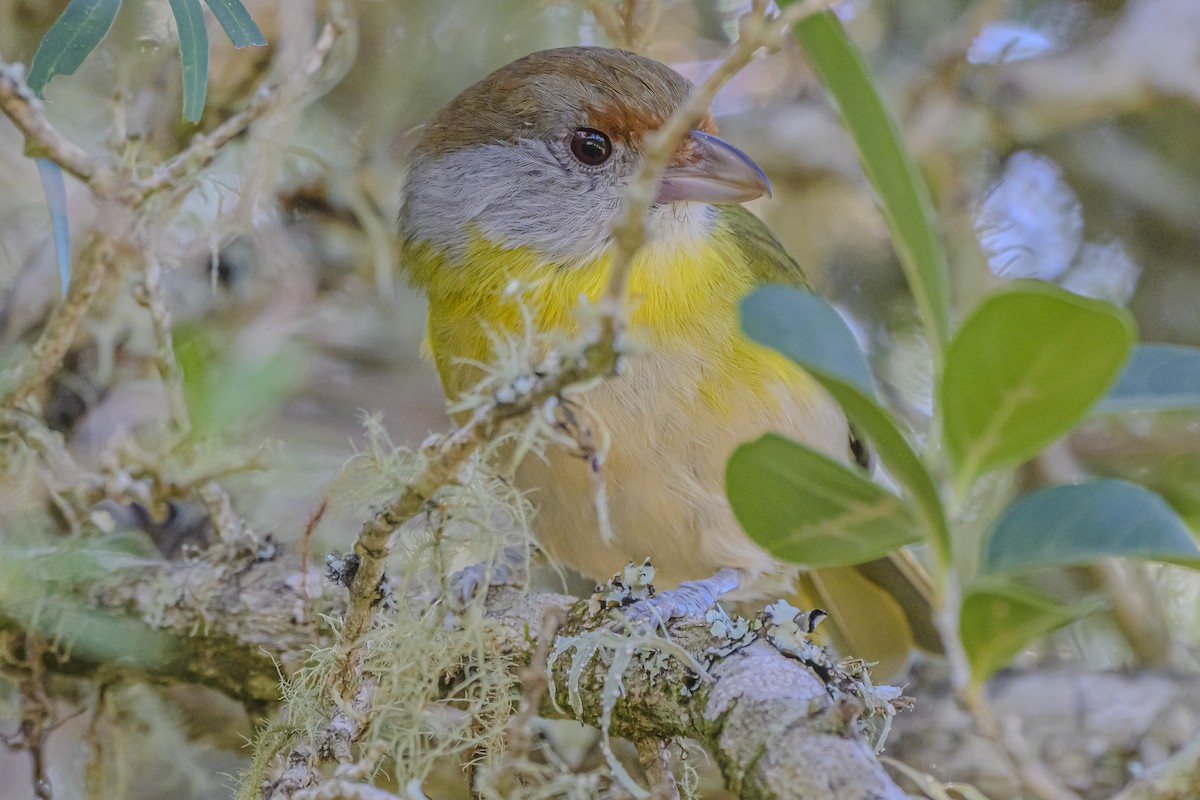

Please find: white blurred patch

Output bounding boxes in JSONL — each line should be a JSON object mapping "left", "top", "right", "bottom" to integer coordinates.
{"left": 967, "top": 21, "right": 1057, "bottom": 64}
{"left": 1060, "top": 241, "right": 1141, "bottom": 305}
{"left": 977, "top": 151, "right": 1141, "bottom": 304}
{"left": 976, "top": 151, "right": 1082, "bottom": 281}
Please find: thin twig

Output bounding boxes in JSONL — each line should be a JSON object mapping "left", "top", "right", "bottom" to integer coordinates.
{"left": 1, "top": 234, "right": 117, "bottom": 409}
{"left": 0, "top": 62, "right": 119, "bottom": 195}
{"left": 135, "top": 17, "right": 346, "bottom": 201}
{"left": 135, "top": 255, "right": 191, "bottom": 435}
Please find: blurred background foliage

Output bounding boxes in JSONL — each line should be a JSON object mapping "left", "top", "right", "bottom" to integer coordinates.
{"left": 1, "top": 0, "right": 1199, "bottom": 797}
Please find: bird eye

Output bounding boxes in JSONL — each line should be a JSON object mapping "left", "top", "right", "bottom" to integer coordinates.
{"left": 569, "top": 128, "right": 613, "bottom": 166}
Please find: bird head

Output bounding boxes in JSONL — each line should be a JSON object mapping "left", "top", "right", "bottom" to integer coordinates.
{"left": 399, "top": 46, "right": 771, "bottom": 269}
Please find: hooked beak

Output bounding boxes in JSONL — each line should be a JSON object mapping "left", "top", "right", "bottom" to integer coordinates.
{"left": 656, "top": 129, "right": 772, "bottom": 205}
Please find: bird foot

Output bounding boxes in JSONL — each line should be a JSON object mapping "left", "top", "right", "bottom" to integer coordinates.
{"left": 618, "top": 567, "right": 741, "bottom": 627}
{"left": 446, "top": 547, "right": 525, "bottom": 608}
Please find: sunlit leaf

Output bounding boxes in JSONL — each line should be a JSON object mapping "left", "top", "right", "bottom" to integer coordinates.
{"left": 741, "top": 285, "right": 950, "bottom": 564}
{"left": 942, "top": 281, "right": 1136, "bottom": 490}
{"left": 26, "top": 0, "right": 123, "bottom": 96}
{"left": 982, "top": 480, "right": 1200, "bottom": 573}
{"left": 790, "top": 8, "right": 951, "bottom": 357}
{"left": 35, "top": 159, "right": 71, "bottom": 299}
{"left": 167, "top": 0, "right": 209, "bottom": 123}
{"left": 727, "top": 433, "right": 920, "bottom": 568}
{"left": 961, "top": 580, "right": 1102, "bottom": 685}
{"left": 203, "top": 0, "right": 267, "bottom": 48}
{"left": 1098, "top": 344, "right": 1200, "bottom": 412}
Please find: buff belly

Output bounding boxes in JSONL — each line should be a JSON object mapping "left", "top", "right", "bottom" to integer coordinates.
{"left": 516, "top": 341, "right": 850, "bottom": 600}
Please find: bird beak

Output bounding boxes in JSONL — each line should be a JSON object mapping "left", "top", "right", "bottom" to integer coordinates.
{"left": 656, "top": 129, "right": 773, "bottom": 205}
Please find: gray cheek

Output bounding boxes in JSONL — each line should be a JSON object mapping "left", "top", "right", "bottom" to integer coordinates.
{"left": 402, "top": 141, "right": 622, "bottom": 266}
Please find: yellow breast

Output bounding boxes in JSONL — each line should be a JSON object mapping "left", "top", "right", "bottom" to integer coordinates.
{"left": 407, "top": 230, "right": 820, "bottom": 414}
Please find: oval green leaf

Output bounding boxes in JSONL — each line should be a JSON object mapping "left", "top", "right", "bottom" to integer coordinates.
{"left": 727, "top": 433, "right": 920, "bottom": 569}
{"left": 203, "top": 0, "right": 267, "bottom": 48}
{"left": 26, "top": 0, "right": 123, "bottom": 96}
{"left": 961, "top": 579, "right": 1104, "bottom": 686}
{"left": 942, "top": 281, "right": 1136, "bottom": 489}
{"left": 790, "top": 8, "right": 951, "bottom": 359}
{"left": 741, "top": 285, "right": 951, "bottom": 565}
{"left": 167, "top": 0, "right": 209, "bottom": 123}
{"left": 982, "top": 480, "right": 1200, "bottom": 574}
{"left": 1098, "top": 344, "right": 1200, "bottom": 412}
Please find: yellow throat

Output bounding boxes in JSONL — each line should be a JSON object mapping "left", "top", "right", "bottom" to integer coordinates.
{"left": 406, "top": 219, "right": 819, "bottom": 413}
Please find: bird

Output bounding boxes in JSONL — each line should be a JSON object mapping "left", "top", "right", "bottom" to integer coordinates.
{"left": 399, "top": 46, "right": 932, "bottom": 670}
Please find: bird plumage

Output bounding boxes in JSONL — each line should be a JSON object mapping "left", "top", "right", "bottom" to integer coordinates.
{"left": 400, "top": 46, "right": 927, "bottom": 668}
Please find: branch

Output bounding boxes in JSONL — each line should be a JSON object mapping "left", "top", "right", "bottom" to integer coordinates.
{"left": 1, "top": 233, "right": 118, "bottom": 409}
{"left": 0, "top": 61, "right": 119, "bottom": 194}
{"left": 134, "top": 16, "right": 346, "bottom": 202}
{"left": 7, "top": 551, "right": 909, "bottom": 800}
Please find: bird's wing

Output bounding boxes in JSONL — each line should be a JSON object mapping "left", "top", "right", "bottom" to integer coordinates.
{"left": 717, "top": 204, "right": 876, "bottom": 468}
{"left": 716, "top": 203, "right": 811, "bottom": 289}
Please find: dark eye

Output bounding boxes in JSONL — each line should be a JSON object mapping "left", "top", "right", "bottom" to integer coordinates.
{"left": 570, "top": 128, "right": 613, "bottom": 166}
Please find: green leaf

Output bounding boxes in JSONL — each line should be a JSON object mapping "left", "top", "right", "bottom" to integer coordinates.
{"left": 790, "top": 8, "right": 951, "bottom": 359}
{"left": 961, "top": 580, "right": 1103, "bottom": 685}
{"left": 942, "top": 281, "right": 1136, "bottom": 490}
{"left": 727, "top": 433, "right": 920, "bottom": 568}
{"left": 741, "top": 284, "right": 874, "bottom": 394}
{"left": 982, "top": 480, "right": 1200, "bottom": 574}
{"left": 1098, "top": 344, "right": 1200, "bottom": 412}
{"left": 26, "top": 0, "right": 123, "bottom": 96}
{"left": 202, "top": 0, "right": 267, "bottom": 47}
{"left": 35, "top": 159, "right": 71, "bottom": 299}
{"left": 167, "top": 0, "right": 209, "bottom": 123}
{"left": 741, "top": 285, "right": 951, "bottom": 565}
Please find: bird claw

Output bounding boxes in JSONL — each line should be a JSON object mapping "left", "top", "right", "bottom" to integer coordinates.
{"left": 619, "top": 567, "right": 741, "bottom": 627}
{"left": 446, "top": 549, "right": 526, "bottom": 608}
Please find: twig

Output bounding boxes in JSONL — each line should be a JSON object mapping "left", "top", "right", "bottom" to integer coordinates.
{"left": 598, "top": 0, "right": 782, "bottom": 317}
{"left": 135, "top": 16, "right": 346, "bottom": 201}
{"left": 135, "top": 255, "right": 191, "bottom": 435}
{"left": 1, "top": 234, "right": 117, "bottom": 409}
{"left": 0, "top": 62, "right": 119, "bottom": 195}
{"left": 1, "top": 635, "right": 54, "bottom": 799}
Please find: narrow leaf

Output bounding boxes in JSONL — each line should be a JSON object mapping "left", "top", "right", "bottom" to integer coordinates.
{"left": 741, "top": 286, "right": 951, "bottom": 565}
{"left": 983, "top": 480, "right": 1200, "bottom": 574}
{"left": 961, "top": 580, "right": 1103, "bottom": 685}
{"left": 727, "top": 433, "right": 920, "bottom": 569}
{"left": 202, "top": 0, "right": 267, "bottom": 47}
{"left": 168, "top": 0, "right": 209, "bottom": 123}
{"left": 34, "top": 159, "right": 71, "bottom": 299}
{"left": 1098, "top": 344, "right": 1200, "bottom": 412}
{"left": 942, "top": 281, "right": 1136, "bottom": 490}
{"left": 26, "top": 0, "right": 123, "bottom": 96}
{"left": 790, "top": 8, "right": 951, "bottom": 358}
